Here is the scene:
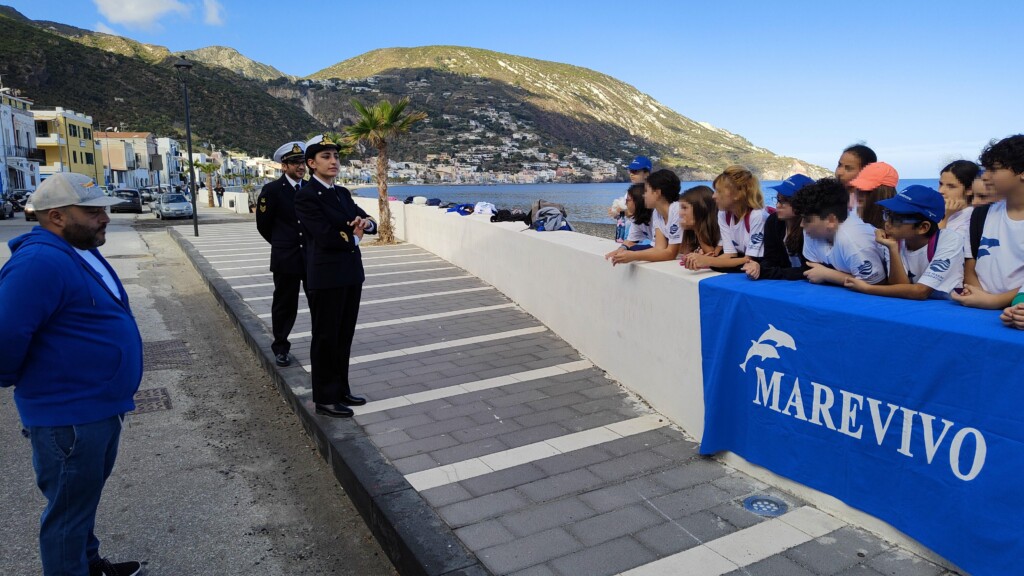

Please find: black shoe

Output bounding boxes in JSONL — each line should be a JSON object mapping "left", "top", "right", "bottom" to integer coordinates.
{"left": 90, "top": 559, "right": 142, "bottom": 576}
{"left": 315, "top": 403, "right": 354, "bottom": 418}
{"left": 340, "top": 394, "right": 366, "bottom": 406}
{"left": 275, "top": 353, "right": 292, "bottom": 367}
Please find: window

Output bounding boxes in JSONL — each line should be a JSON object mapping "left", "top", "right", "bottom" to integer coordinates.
{"left": 83, "top": 128, "right": 92, "bottom": 140}
{"left": 35, "top": 121, "right": 48, "bottom": 137}
{"left": 85, "top": 153, "right": 94, "bottom": 165}
{"left": 73, "top": 151, "right": 78, "bottom": 163}
{"left": 68, "top": 124, "right": 79, "bottom": 137}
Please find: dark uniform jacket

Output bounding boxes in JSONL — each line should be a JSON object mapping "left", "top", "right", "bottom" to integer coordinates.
{"left": 294, "top": 177, "right": 376, "bottom": 289}
{"left": 256, "top": 175, "right": 305, "bottom": 276}
{"left": 757, "top": 212, "right": 809, "bottom": 281}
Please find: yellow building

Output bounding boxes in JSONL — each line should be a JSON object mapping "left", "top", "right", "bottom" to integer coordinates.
{"left": 31, "top": 107, "right": 103, "bottom": 183}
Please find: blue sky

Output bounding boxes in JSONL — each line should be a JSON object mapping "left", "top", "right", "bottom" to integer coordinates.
{"left": 6, "top": 0, "right": 1021, "bottom": 177}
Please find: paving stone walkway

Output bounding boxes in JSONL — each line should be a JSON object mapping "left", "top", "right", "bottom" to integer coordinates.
{"left": 174, "top": 222, "right": 960, "bottom": 576}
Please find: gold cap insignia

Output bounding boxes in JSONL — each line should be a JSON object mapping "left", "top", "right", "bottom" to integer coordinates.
{"left": 259, "top": 205, "right": 267, "bottom": 213}
{"left": 339, "top": 231, "right": 349, "bottom": 242}
{"left": 291, "top": 143, "right": 302, "bottom": 154}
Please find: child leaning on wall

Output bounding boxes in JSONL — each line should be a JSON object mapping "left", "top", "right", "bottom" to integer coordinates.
{"left": 791, "top": 177, "right": 887, "bottom": 286}
{"left": 605, "top": 184, "right": 654, "bottom": 263}
{"left": 743, "top": 174, "right": 813, "bottom": 281}
{"left": 608, "top": 170, "right": 683, "bottom": 266}
{"left": 844, "top": 185, "right": 964, "bottom": 300}
{"left": 682, "top": 166, "right": 767, "bottom": 272}
{"left": 953, "top": 134, "right": 1024, "bottom": 318}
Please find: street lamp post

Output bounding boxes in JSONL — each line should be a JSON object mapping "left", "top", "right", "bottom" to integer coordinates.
{"left": 174, "top": 56, "right": 199, "bottom": 237}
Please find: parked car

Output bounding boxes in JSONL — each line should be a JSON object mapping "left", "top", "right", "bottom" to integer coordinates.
{"left": 24, "top": 194, "right": 36, "bottom": 221}
{"left": 9, "top": 189, "right": 32, "bottom": 212}
{"left": 110, "top": 189, "right": 143, "bottom": 214}
{"left": 153, "top": 193, "right": 194, "bottom": 220}
{"left": 138, "top": 187, "right": 155, "bottom": 202}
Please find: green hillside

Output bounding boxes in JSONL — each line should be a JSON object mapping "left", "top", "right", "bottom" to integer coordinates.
{"left": 0, "top": 11, "right": 322, "bottom": 156}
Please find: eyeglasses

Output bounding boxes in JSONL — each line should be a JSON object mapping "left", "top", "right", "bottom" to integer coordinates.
{"left": 881, "top": 209, "right": 923, "bottom": 225}
{"left": 775, "top": 197, "right": 792, "bottom": 206}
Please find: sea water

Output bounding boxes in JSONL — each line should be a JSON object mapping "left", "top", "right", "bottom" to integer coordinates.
{"left": 360, "top": 179, "right": 942, "bottom": 224}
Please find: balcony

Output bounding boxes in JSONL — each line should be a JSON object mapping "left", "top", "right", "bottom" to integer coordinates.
{"left": 35, "top": 133, "right": 65, "bottom": 146}
{"left": 2, "top": 145, "right": 46, "bottom": 162}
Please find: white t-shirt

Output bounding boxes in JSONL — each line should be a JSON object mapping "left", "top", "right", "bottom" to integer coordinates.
{"left": 972, "top": 200, "right": 1024, "bottom": 294}
{"left": 75, "top": 248, "right": 121, "bottom": 300}
{"left": 719, "top": 208, "right": 768, "bottom": 257}
{"left": 626, "top": 220, "right": 653, "bottom": 244}
{"left": 803, "top": 218, "right": 887, "bottom": 284}
{"left": 650, "top": 203, "right": 682, "bottom": 245}
{"left": 882, "top": 230, "right": 965, "bottom": 299}
{"left": 945, "top": 207, "right": 973, "bottom": 257}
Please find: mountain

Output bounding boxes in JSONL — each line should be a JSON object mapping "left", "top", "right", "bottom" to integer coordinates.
{"left": 308, "top": 46, "right": 828, "bottom": 180}
{"left": 179, "top": 46, "right": 292, "bottom": 82}
{"left": 0, "top": 9, "right": 323, "bottom": 156}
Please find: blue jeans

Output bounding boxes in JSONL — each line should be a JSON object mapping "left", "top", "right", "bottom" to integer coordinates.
{"left": 28, "top": 415, "right": 123, "bottom": 576}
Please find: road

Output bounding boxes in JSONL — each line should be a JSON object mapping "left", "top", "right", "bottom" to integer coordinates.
{"left": 0, "top": 210, "right": 395, "bottom": 575}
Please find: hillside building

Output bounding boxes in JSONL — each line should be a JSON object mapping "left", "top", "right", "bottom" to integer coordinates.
{"left": 0, "top": 89, "right": 43, "bottom": 194}
{"left": 31, "top": 107, "right": 103, "bottom": 183}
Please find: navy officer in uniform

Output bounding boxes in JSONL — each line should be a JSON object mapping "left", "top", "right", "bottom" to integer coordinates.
{"left": 256, "top": 141, "right": 308, "bottom": 367}
{"left": 294, "top": 134, "right": 377, "bottom": 417}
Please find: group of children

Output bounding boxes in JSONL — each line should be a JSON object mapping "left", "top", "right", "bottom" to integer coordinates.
{"left": 604, "top": 135, "right": 1024, "bottom": 330}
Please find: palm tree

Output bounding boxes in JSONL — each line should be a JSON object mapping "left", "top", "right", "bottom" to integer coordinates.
{"left": 190, "top": 161, "right": 220, "bottom": 207}
{"left": 346, "top": 98, "right": 426, "bottom": 244}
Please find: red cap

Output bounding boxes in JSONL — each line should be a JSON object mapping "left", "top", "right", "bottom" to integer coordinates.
{"left": 849, "top": 162, "right": 899, "bottom": 190}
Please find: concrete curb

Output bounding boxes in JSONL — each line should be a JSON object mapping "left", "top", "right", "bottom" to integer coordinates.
{"left": 168, "top": 228, "right": 490, "bottom": 576}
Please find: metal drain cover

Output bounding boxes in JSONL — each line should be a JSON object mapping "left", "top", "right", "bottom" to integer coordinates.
{"left": 143, "top": 339, "right": 193, "bottom": 371}
{"left": 130, "top": 387, "right": 172, "bottom": 415}
{"left": 743, "top": 495, "right": 789, "bottom": 517}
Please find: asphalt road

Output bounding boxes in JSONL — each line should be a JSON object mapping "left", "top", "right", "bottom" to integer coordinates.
{"left": 0, "top": 212, "right": 395, "bottom": 575}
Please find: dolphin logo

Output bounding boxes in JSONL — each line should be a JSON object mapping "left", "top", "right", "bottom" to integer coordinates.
{"left": 669, "top": 224, "right": 679, "bottom": 235}
{"left": 929, "top": 258, "right": 951, "bottom": 273}
{"left": 978, "top": 237, "right": 1000, "bottom": 258}
{"left": 857, "top": 260, "right": 874, "bottom": 276}
{"left": 750, "top": 232, "right": 764, "bottom": 246}
{"left": 740, "top": 324, "right": 797, "bottom": 372}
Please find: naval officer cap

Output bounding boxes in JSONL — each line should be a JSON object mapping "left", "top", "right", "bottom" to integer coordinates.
{"left": 273, "top": 141, "right": 306, "bottom": 163}
{"left": 304, "top": 133, "right": 343, "bottom": 160}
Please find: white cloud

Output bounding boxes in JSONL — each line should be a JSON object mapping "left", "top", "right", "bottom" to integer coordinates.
{"left": 92, "top": 0, "right": 190, "bottom": 30}
{"left": 202, "top": 0, "right": 224, "bottom": 25}
{"left": 94, "top": 21, "right": 116, "bottom": 34}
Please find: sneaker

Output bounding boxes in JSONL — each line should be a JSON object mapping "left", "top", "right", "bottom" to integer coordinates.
{"left": 90, "top": 558, "right": 142, "bottom": 576}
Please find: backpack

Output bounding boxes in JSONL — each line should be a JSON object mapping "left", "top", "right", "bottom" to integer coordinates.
{"left": 969, "top": 203, "right": 992, "bottom": 259}
{"left": 527, "top": 199, "right": 568, "bottom": 227}
{"left": 532, "top": 206, "right": 573, "bottom": 231}
{"left": 446, "top": 203, "right": 475, "bottom": 216}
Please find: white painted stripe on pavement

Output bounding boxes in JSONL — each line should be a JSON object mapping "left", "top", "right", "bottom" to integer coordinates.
{"left": 404, "top": 414, "right": 666, "bottom": 491}
{"left": 214, "top": 265, "right": 266, "bottom": 271}
{"left": 235, "top": 282, "right": 275, "bottom": 290}
{"left": 242, "top": 275, "right": 475, "bottom": 300}
{"left": 616, "top": 506, "right": 845, "bottom": 576}
{"left": 206, "top": 257, "right": 268, "bottom": 265}
{"left": 289, "top": 303, "right": 517, "bottom": 336}
{"left": 301, "top": 326, "right": 548, "bottom": 370}
{"left": 255, "top": 287, "right": 494, "bottom": 317}
{"left": 354, "top": 360, "right": 593, "bottom": 415}
{"left": 364, "top": 266, "right": 458, "bottom": 277}
{"left": 364, "top": 259, "right": 442, "bottom": 268}
{"left": 362, "top": 252, "right": 430, "bottom": 261}
{"left": 197, "top": 247, "right": 273, "bottom": 254}
{"left": 221, "top": 272, "right": 273, "bottom": 280}
{"left": 205, "top": 252, "right": 270, "bottom": 260}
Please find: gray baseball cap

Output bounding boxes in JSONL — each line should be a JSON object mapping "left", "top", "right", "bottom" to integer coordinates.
{"left": 32, "top": 173, "right": 124, "bottom": 211}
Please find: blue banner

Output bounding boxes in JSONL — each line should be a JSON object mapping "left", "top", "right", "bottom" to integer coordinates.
{"left": 698, "top": 274, "right": 1024, "bottom": 576}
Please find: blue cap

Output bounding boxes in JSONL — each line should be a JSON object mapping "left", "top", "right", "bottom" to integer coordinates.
{"left": 627, "top": 156, "right": 652, "bottom": 171}
{"left": 877, "top": 185, "right": 945, "bottom": 223}
{"left": 769, "top": 174, "right": 814, "bottom": 198}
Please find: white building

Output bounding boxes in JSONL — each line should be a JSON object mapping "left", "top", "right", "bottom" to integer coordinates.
{"left": 0, "top": 89, "right": 42, "bottom": 194}
{"left": 155, "top": 137, "right": 182, "bottom": 188}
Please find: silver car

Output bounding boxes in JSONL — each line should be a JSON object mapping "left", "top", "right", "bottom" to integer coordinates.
{"left": 153, "top": 193, "right": 194, "bottom": 220}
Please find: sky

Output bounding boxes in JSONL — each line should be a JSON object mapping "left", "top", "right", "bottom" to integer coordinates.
{"left": 5, "top": 0, "right": 1022, "bottom": 177}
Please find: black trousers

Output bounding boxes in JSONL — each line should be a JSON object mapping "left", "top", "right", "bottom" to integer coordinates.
{"left": 306, "top": 284, "right": 362, "bottom": 404}
{"left": 270, "top": 272, "right": 306, "bottom": 356}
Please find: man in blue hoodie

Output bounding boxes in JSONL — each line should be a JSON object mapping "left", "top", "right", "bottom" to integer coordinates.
{"left": 0, "top": 173, "right": 144, "bottom": 576}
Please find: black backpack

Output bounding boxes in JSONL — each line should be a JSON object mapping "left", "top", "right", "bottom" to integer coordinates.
{"left": 969, "top": 204, "right": 993, "bottom": 259}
